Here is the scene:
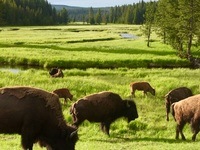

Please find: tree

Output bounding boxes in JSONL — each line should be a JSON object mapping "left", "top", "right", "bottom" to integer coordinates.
{"left": 156, "top": 0, "right": 200, "bottom": 58}
{"left": 95, "top": 9, "right": 102, "bottom": 25}
{"left": 58, "top": 8, "right": 69, "bottom": 24}
{"left": 143, "top": 1, "right": 156, "bottom": 47}
{"left": 89, "top": 7, "right": 95, "bottom": 25}
{"left": 177, "top": 0, "right": 200, "bottom": 56}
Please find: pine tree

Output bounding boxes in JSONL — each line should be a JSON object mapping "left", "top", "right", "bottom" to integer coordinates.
{"left": 89, "top": 7, "right": 95, "bottom": 25}
{"left": 143, "top": 1, "right": 156, "bottom": 47}
{"left": 95, "top": 9, "right": 102, "bottom": 25}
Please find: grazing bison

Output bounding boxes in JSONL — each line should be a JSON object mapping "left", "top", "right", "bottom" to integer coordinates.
{"left": 165, "top": 87, "right": 193, "bottom": 121}
{"left": 53, "top": 88, "right": 73, "bottom": 104}
{"left": 70, "top": 91, "right": 138, "bottom": 135}
{"left": 49, "top": 68, "right": 64, "bottom": 78}
{"left": 0, "top": 86, "right": 78, "bottom": 150}
{"left": 171, "top": 94, "right": 200, "bottom": 141}
{"left": 130, "top": 81, "right": 155, "bottom": 98}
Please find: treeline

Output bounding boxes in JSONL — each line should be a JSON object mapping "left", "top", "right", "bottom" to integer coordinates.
{"left": 62, "top": 1, "right": 150, "bottom": 24}
{"left": 0, "top": 0, "right": 69, "bottom": 25}
{"left": 0, "top": 0, "right": 152, "bottom": 26}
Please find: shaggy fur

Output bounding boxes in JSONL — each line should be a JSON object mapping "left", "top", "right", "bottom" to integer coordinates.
{"left": 130, "top": 81, "right": 155, "bottom": 97}
{"left": 0, "top": 86, "right": 78, "bottom": 150}
{"left": 70, "top": 91, "right": 138, "bottom": 135}
{"left": 171, "top": 94, "right": 200, "bottom": 141}
{"left": 165, "top": 87, "right": 193, "bottom": 121}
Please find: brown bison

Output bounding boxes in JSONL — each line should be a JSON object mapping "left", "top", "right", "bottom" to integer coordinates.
{"left": 53, "top": 88, "right": 73, "bottom": 104}
{"left": 0, "top": 86, "right": 78, "bottom": 150}
{"left": 171, "top": 94, "right": 200, "bottom": 141}
{"left": 49, "top": 68, "right": 64, "bottom": 78}
{"left": 130, "top": 81, "right": 155, "bottom": 97}
{"left": 165, "top": 87, "right": 193, "bottom": 121}
{"left": 70, "top": 91, "right": 138, "bottom": 135}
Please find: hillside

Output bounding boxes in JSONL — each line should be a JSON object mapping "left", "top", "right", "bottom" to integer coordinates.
{"left": 52, "top": 5, "right": 110, "bottom": 22}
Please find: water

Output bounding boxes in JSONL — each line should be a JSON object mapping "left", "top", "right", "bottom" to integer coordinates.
{"left": 120, "top": 33, "right": 139, "bottom": 39}
{"left": 0, "top": 68, "right": 21, "bottom": 73}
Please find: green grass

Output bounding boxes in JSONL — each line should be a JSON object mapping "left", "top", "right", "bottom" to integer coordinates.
{"left": 0, "top": 24, "right": 200, "bottom": 149}
{"left": 0, "top": 68, "right": 200, "bottom": 149}
{"left": 0, "top": 25, "right": 192, "bottom": 69}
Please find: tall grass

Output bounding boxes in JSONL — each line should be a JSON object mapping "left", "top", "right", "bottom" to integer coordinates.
{"left": 0, "top": 68, "right": 200, "bottom": 149}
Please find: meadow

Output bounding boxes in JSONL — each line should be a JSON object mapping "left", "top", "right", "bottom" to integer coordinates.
{"left": 0, "top": 25, "right": 191, "bottom": 69}
{"left": 0, "top": 24, "right": 200, "bottom": 150}
{"left": 0, "top": 68, "right": 200, "bottom": 150}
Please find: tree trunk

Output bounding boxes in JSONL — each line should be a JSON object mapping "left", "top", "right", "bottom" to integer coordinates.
{"left": 147, "top": 27, "right": 151, "bottom": 47}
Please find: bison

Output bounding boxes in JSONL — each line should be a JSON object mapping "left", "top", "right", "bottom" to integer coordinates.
{"left": 49, "top": 68, "right": 64, "bottom": 78}
{"left": 52, "top": 88, "right": 73, "bottom": 105}
{"left": 130, "top": 81, "right": 155, "bottom": 98}
{"left": 171, "top": 94, "right": 200, "bottom": 141}
{"left": 165, "top": 87, "right": 193, "bottom": 121}
{"left": 0, "top": 86, "right": 78, "bottom": 150}
{"left": 70, "top": 91, "right": 138, "bottom": 135}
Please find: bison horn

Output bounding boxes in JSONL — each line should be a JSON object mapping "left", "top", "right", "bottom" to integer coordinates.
{"left": 70, "top": 130, "right": 78, "bottom": 139}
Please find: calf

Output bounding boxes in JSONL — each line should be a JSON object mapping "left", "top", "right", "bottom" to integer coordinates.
{"left": 130, "top": 81, "right": 155, "bottom": 97}
{"left": 53, "top": 88, "right": 73, "bottom": 104}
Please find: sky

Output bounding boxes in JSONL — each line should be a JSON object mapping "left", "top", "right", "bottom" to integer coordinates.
{"left": 47, "top": 0, "right": 153, "bottom": 8}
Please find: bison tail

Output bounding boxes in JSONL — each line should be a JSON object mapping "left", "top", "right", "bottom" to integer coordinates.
{"left": 171, "top": 103, "right": 176, "bottom": 120}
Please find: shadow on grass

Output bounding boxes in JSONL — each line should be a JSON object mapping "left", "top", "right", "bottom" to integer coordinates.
{"left": 0, "top": 42, "right": 175, "bottom": 56}
{"left": 90, "top": 136, "right": 190, "bottom": 144}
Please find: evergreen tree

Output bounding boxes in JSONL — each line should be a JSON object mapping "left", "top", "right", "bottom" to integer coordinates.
{"left": 156, "top": 0, "right": 200, "bottom": 58}
{"left": 89, "top": 7, "right": 95, "bottom": 25}
{"left": 95, "top": 9, "right": 102, "bottom": 25}
{"left": 143, "top": 1, "right": 156, "bottom": 47}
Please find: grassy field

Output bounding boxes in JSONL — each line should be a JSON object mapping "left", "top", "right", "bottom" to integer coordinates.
{"left": 0, "top": 68, "right": 200, "bottom": 150}
{"left": 0, "top": 24, "right": 200, "bottom": 149}
{"left": 0, "top": 25, "right": 192, "bottom": 69}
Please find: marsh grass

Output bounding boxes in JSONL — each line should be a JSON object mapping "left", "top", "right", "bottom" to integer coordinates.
{"left": 0, "top": 25, "right": 193, "bottom": 69}
{"left": 0, "top": 68, "right": 200, "bottom": 149}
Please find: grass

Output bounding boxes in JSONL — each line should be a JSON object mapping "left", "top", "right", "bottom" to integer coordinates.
{"left": 0, "top": 68, "right": 200, "bottom": 149}
{"left": 0, "top": 24, "right": 200, "bottom": 149}
{"left": 0, "top": 25, "right": 192, "bottom": 69}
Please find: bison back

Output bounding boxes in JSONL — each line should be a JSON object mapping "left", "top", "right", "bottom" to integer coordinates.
{"left": 0, "top": 86, "right": 65, "bottom": 134}
{"left": 172, "top": 94, "right": 200, "bottom": 123}
{"left": 166, "top": 87, "right": 193, "bottom": 102}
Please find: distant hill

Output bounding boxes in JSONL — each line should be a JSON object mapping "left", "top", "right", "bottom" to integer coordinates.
{"left": 52, "top": 5, "right": 110, "bottom": 22}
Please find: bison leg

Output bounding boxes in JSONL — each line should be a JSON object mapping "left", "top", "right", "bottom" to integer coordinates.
{"left": 191, "top": 119, "right": 200, "bottom": 141}
{"left": 131, "top": 90, "right": 136, "bottom": 98}
{"left": 143, "top": 91, "right": 147, "bottom": 97}
{"left": 176, "top": 123, "right": 186, "bottom": 140}
{"left": 100, "top": 122, "right": 105, "bottom": 132}
{"left": 166, "top": 102, "right": 170, "bottom": 121}
{"left": 64, "top": 98, "right": 67, "bottom": 105}
{"left": 21, "top": 132, "right": 34, "bottom": 150}
{"left": 100, "top": 122, "right": 111, "bottom": 135}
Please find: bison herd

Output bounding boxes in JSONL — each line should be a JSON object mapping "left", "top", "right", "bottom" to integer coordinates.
{"left": 0, "top": 79, "right": 199, "bottom": 149}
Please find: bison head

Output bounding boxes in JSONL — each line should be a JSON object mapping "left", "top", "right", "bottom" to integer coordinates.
{"left": 49, "top": 68, "right": 59, "bottom": 76}
{"left": 124, "top": 100, "right": 138, "bottom": 123}
{"left": 39, "top": 125, "right": 78, "bottom": 150}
